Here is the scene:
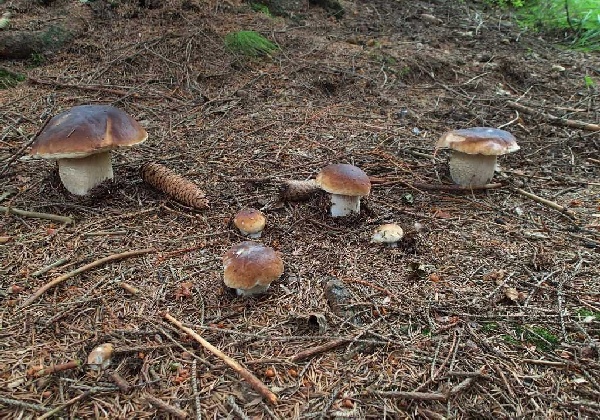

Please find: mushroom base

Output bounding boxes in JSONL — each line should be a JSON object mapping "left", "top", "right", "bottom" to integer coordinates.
{"left": 58, "top": 152, "right": 113, "bottom": 196}
{"left": 236, "top": 284, "right": 270, "bottom": 296}
{"left": 449, "top": 152, "right": 497, "bottom": 187}
{"left": 330, "top": 194, "right": 361, "bottom": 217}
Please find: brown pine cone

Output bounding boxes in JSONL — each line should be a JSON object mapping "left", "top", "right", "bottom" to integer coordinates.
{"left": 141, "top": 162, "right": 208, "bottom": 209}
{"left": 279, "top": 179, "right": 319, "bottom": 202}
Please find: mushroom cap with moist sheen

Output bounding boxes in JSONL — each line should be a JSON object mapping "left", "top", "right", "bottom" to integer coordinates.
{"left": 223, "top": 241, "right": 283, "bottom": 291}
{"left": 233, "top": 208, "right": 266, "bottom": 235}
{"left": 30, "top": 105, "right": 148, "bottom": 159}
{"left": 436, "top": 127, "right": 519, "bottom": 156}
{"left": 315, "top": 163, "right": 371, "bottom": 196}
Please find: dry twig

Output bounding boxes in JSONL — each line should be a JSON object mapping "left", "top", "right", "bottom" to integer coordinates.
{"left": 33, "top": 360, "right": 81, "bottom": 377}
{"left": 0, "top": 206, "right": 73, "bottom": 224}
{"left": 507, "top": 101, "right": 600, "bottom": 132}
{"left": 513, "top": 188, "right": 577, "bottom": 219}
{"left": 290, "top": 338, "right": 349, "bottom": 362}
{"left": 145, "top": 394, "right": 188, "bottom": 419}
{"left": 21, "top": 248, "right": 155, "bottom": 307}
{"left": 163, "top": 312, "right": 278, "bottom": 405}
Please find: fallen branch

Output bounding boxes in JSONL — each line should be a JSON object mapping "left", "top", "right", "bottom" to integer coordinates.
{"left": 37, "top": 391, "right": 92, "bottom": 420}
{"left": 32, "top": 258, "right": 70, "bottom": 277}
{"left": 33, "top": 360, "right": 81, "bottom": 377}
{"left": 413, "top": 182, "right": 503, "bottom": 191}
{"left": 506, "top": 101, "right": 600, "bottom": 132}
{"left": 0, "top": 206, "right": 73, "bottom": 224}
{"left": 145, "top": 394, "right": 188, "bottom": 419}
{"left": 21, "top": 248, "right": 155, "bottom": 307}
{"left": 0, "top": 396, "right": 50, "bottom": 413}
{"left": 373, "top": 390, "right": 448, "bottom": 401}
{"left": 108, "top": 371, "right": 131, "bottom": 393}
{"left": 163, "top": 312, "right": 278, "bottom": 405}
{"left": 513, "top": 188, "right": 577, "bottom": 219}
{"left": 290, "top": 338, "right": 349, "bottom": 362}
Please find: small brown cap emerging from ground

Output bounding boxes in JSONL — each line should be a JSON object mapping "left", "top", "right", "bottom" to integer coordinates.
{"left": 233, "top": 208, "right": 266, "bottom": 238}
{"left": 30, "top": 105, "right": 148, "bottom": 159}
{"left": 315, "top": 163, "right": 371, "bottom": 196}
{"left": 87, "top": 343, "right": 114, "bottom": 371}
{"left": 436, "top": 127, "right": 519, "bottom": 156}
{"left": 371, "top": 223, "right": 404, "bottom": 246}
{"left": 223, "top": 241, "right": 284, "bottom": 296}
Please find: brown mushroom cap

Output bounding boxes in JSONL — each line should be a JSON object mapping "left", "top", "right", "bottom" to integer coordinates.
{"left": 233, "top": 208, "right": 266, "bottom": 235}
{"left": 436, "top": 127, "right": 519, "bottom": 156}
{"left": 371, "top": 223, "right": 404, "bottom": 244}
{"left": 30, "top": 105, "right": 148, "bottom": 159}
{"left": 315, "top": 163, "right": 371, "bottom": 196}
{"left": 223, "top": 241, "right": 283, "bottom": 291}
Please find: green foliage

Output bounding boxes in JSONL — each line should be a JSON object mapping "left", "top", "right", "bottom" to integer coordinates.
{"left": 482, "top": 322, "right": 499, "bottom": 332}
{"left": 0, "top": 68, "right": 25, "bottom": 89}
{"left": 251, "top": 2, "right": 272, "bottom": 17}
{"left": 30, "top": 53, "right": 46, "bottom": 66}
{"left": 224, "top": 31, "right": 278, "bottom": 57}
{"left": 486, "top": 0, "right": 525, "bottom": 8}
{"left": 577, "top": 308, "right": 600, "bottom": 319}
{"left": 516, "top": 0, "right": 600, "bottom": 51}
{"left": 524, "top": 326, "right": 559, "bottom": 351}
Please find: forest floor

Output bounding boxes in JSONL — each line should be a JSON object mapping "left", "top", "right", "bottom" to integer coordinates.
{"left": 1, "top": 0, "right": 599, "bottom": 418}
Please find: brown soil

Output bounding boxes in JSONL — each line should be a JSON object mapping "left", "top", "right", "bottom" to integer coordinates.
{"left": 1, "top": 0, "right": 599, "bottom": 418}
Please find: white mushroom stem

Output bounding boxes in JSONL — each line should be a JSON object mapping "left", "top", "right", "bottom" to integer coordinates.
{"left": 449, "top": 151, "right": 497, "bottom": 187}
{"left": 236, "top": 284, "right": 270, "bottom": 296}
{"left": 330, "top": 194, "right": 361, "bottom": 217}
{"left": 57, "top": 152, "right": 113, "bottom": 196}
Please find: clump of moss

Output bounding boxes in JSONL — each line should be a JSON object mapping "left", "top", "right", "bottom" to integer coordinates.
{"left": 224, "top": 31, "right": 278, "bottom": 57}
{"left": 0, "top": 68, "right": 25, "bottom": 89}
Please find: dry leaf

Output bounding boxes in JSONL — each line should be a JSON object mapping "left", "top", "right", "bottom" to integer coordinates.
{"left": 504, "top": 287, "right": 519, "bottom": 301}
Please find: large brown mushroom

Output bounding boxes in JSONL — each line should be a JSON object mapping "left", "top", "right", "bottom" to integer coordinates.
{"left": 223, "top": 241, "right": 284, "bottom": 296}
{"left": 436, "top": 127, "right": 519, "bottom": 187}
{"left": 30, "top": 105, "right": 148, "bottom": 195}
{"left": 315, "top": 163, "right": 371, "bottom": 217}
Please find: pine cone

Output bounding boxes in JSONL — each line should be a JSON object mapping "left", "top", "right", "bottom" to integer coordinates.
{"left": 279, "top": 179, "right": 319, "bottom": 202}
{"left": 141, "top": 162, "right": 208, "bottom": 209}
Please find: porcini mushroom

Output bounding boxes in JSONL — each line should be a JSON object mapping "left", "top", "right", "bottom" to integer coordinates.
{"left": 435, "top": 127, "right": 519, "bottom": 187}
{"left": 87, "top": 343, "right": 114, "bottom": 371}
{"left": 233, "top": 208, "right": 266, "bottom": 238}
{"left": 371, "top": 223, "right": 404, "bottom": 247}
{"left": 223, "top": 241, "right": 284, "bottom": 296}
{"left": 315, "top": 163, "right": 371, "bottom": 217}
{"left": 30, "top": 105, "right": 148, "bottom": 195}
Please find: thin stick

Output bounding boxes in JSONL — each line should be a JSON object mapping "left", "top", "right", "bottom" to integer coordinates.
{"left": 0, "top": 114, "right": 52, "bottom": 175}
{"left": 21, "top": 248, "right": 155, "bottom": 307}
{"left": 373, "top": 390, "right": 448, "bottom": 401}
{"left": 413, "top": 182, "right": 503, "bottom": 191}
{"left": 163, "top": 312, "right": 278, "bottom": 405}
{"left": 191, "top": 359, "right": 202, "bottom": 420}
{"left": 34, "top": 360, "right": 81, "bottom": 377}
{"left": 145, "top": 394, "right": 188, "bottom": 419}
{"left": 513, "top": 188, "right": 577, "bottom": 219}
{"left": 32, "top": 258, "right": 70, "bottom": 277}
{"left": 0, "top": 206, "right": 73, "bottom": 224}
{"left": 506, "top": 101, "right": 600, "bottom": 132}
{"left": 37, "top": 391, "right": 91, "bottom": 420}
{"left": 120, "top": 281, "right": 141, "bottom": 295}
{"left": 290, "top": 338, "right": 349, "bottom": 362}
{"left": 0, "top": 396, "right": 50, "bottom": 413}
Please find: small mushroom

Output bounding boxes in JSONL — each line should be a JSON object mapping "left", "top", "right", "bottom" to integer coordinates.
{"left": 223, "top": 241, "right": 284, "bottom": 296}
{"left": 87, "top": 343, "right": 114, "bottom": 370}
{"left": 436, "top": 127, "right": 519, "bottom": 187}
{"left": 30, "top": 105, "right": 148, "bottom": 195}
{"left": 315, "top": 163, "right": 371, "bottom": 217}
{"left": 371, "top": 223, "right": 404, "bottom": 247}
{"left": 233, "top": 208, "right": 266, "bottom": 238}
